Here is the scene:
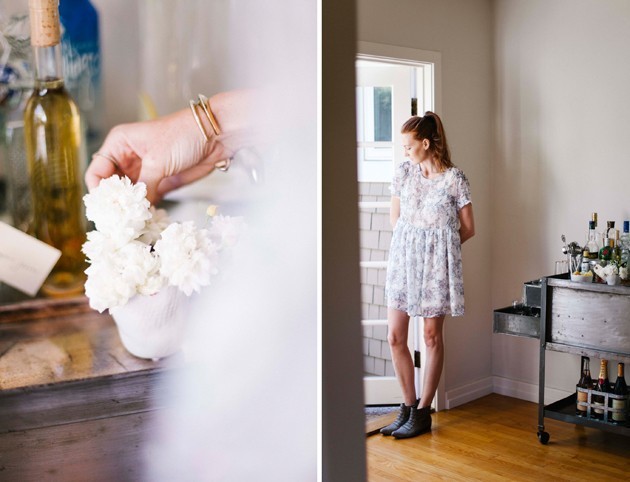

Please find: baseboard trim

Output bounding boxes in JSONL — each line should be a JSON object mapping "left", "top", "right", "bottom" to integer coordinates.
{"left": 444, "top": 377, "right": 493, "bottom": 409}
{"left": 492, "top": 376, "right": 572, "bottom": 404}
{"left": 444, "top": 377, "right": 574, "bottom": 409}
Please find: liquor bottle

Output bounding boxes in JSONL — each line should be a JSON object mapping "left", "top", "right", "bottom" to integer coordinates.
{"left": 620, "top": 221, "right": 630, "bottom": 266}
{"left": 592, "top": 359, "right": 610, "bottom": 420}
{"left": 24, "top": 0, "right": 86, "bottom": 297}
{"left": 584, "top": 221, "right": 600, "bottom": 260}
{"left": 613, "top": 229, "right": 622, "bottom": 265}
{"left": 612, "top": 363, "right": 628, "bottom": 424}
{"left": 606, "top": 220, "right": 615, "bottom": 239}
{"left": 598, "top": 238, "right": 614, "bottom": 264}
{"left": 59, "top": 0, "right": 103, "bottom": 159}
{"left": 576, "top": 357, "right": 592, "bottom": 416}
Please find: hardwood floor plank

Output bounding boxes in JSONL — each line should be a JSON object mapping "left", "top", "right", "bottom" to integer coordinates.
{"left": 366, "top": 394, "right": 630, "bottom": 481}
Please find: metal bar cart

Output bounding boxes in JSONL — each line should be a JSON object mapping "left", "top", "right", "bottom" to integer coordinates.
{"left": 494, "top": 275, "right": 630, "bottom": 444}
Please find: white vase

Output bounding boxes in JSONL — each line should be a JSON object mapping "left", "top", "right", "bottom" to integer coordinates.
{"left": 606, "top": 274, "right": 621, "bottom": 286}
{"left": 110, "top": 286, "right": 187, "bottom": 361}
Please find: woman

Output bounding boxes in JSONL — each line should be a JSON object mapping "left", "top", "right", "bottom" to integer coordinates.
{"left": 381, "top": 112, "right": 475, "bottom": 439}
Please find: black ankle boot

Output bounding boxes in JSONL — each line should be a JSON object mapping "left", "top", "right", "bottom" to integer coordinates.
{"left": 392, "top": 406, "right": 432, "bottom": 439}
{"left": 380, "top": 402, "right": 413, "bottom": 436}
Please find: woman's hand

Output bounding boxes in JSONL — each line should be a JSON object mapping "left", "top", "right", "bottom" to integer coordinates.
{"left": 86, "top": 90, "right": 255, "bottom": 204}
{"left": 86, "top": 109, "right": 232, "bottom": 204}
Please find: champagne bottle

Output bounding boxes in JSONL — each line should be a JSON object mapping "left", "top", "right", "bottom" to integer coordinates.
{"left": 612, "top": 363, "right": 628, "bottom": 424}
{"left": 592, "top": 359, "right": 610, "bottom": 420}
{"left": 24, "top": 0, "right": 86, "bottom": 297}
{"left": 576, "top": 356, "right": 592, "bottom": 416}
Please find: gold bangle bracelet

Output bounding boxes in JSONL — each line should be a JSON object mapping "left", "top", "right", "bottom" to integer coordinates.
{"left": 189, "top": 94, "right": 231, "bottom": 172}
{"left": 189, "top": 99, "right": 210, "bottom": 142}
{"left": 189, "top": 94, "right": 222, "bottom": 143}
{"left": 197, "top": 94, "right": 221, "bottom": 136}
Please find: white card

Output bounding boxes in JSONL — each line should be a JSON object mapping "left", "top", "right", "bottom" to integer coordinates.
{"left": 0, "top": 221, "right": 62, "bottom": 296}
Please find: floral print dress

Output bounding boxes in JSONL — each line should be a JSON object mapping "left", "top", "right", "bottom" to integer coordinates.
{"left": 386, "top": 161, "right": 472, "bottom": 317}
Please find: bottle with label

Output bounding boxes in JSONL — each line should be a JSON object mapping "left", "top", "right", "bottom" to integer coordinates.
{"left": 598, "top": 237, "right": 614, "bottom": 265}
{"left": 620, "top": 221, "right": 630, "bottom": 266}
{"left": 613, "top": 229, "right": 622, "bottom": 266}
{"left": 24, "top": 0, "right": 86, "bottom": 297}
{"left": 58, "top": 0, "right": 102, "bottom": 159}
{"left": 606, "top": 220, "right": 615, "bottom": 239}
{"left": 612, "top": 363, "right": 628, "bottom": 425}
{"left": 592, "top": 359, "right": 610, "bottom": 420}
{"left": 576, "top": 356, "right": 592, "bottom": 416}
{"left": 584, "top": 220, "right": 600, "bottom": 260}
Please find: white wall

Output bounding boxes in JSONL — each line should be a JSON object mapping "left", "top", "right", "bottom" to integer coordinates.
{"left": 492, "top": 0, "right": 630, "bottom": 401}
{"left": 358, "top": 0, "right": 495, "bottom": 407}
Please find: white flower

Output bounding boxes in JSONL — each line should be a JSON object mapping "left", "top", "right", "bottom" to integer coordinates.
{"left": 138, "top": 207, "right": 171, "bottom": 245}
{"left": 593, "top": 263, "right": 618, "bottom": 279}
{"left": 209, "top": 215, "right": 245, "bottom": 248}
{"left": 84, "top": 242, "right": 163, "bottom": 312}
{"left": 82, "top": 174, "right": 243, "bottom": 312}
{"left": 83, "top": 175, "right": 152, "bottom": 247}
{"left": 620, "top": 266, "right": 628, "bottom": 280}
{"left": 154, "top": 222, "right": 220, "bottom": 296}
{"left": 82, "top": 230, "right": 116, "bottom": 262}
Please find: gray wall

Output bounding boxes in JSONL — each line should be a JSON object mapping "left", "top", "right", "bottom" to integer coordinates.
{"left": 492, "top": 0, "right": 630, "bottom": 401}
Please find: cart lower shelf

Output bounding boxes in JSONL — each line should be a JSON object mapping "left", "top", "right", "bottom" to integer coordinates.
{"left": 538, "top": 393, "right": 630, "bottom": 444}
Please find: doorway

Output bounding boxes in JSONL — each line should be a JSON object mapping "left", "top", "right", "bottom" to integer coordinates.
{"left": 356, "top": 42, "right": 444, "bottom": 409}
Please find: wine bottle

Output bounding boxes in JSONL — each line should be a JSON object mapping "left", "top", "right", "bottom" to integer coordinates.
{"left": 592, "top": 359, "right": 610, "bottom": 420}
{"left": 576, "top": 356, "right": 592, "bottom": 416}
{"left": 612, "top": 363, "right": 628, "bottom": 424}
{"left": 24, "top": 0, "right": 86, "bottom": 297}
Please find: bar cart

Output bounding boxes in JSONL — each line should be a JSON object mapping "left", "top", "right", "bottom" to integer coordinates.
{"left": 494, "top": 274, "right": 630, "bottom": 445}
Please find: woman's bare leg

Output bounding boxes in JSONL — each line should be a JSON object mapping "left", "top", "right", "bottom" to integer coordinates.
{"left": 419, "top": 316, "right": 445, "bottom": 409}
{"left": 387, "top": 308, "right": 416, "bottom": 406}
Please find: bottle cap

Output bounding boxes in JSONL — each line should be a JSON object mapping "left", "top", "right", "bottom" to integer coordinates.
{"left": 29, "top": 0, "right": 61, "bottom": 48}
{"left": 624, "top": 220, "right": 629, "bottom": 233}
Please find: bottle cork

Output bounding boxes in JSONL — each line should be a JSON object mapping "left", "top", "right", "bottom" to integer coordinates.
{"left": 29, "top": 0, "right": 61, "bottom": 47}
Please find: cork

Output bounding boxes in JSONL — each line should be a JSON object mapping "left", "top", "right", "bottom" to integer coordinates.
{"left": 29, "top": 0, "right": 61, "bottom": 47}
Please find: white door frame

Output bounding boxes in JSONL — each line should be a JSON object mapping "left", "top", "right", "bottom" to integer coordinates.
{"left": 357, "top": 41, "right": 445, "bottom": 411}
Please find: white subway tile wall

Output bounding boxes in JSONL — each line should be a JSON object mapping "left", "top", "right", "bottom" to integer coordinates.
{"left": 360, "top": 182, "right": 393, "bottom": 376}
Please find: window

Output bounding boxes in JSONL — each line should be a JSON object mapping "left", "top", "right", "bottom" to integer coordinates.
{"left": 355, "top": 59, "right": 434, "bottom": 182}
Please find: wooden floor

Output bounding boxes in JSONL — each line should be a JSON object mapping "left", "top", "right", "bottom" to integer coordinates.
{"left": 366, "top": 394, "right": 630, "bottom": 481}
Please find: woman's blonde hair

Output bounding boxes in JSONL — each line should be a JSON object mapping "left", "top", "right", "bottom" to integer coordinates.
{"left": 401, "top": 112, "right": 453, "bottom": 171}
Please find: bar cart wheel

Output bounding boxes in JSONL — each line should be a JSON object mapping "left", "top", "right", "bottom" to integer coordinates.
{"left": 537, "top": 431, "right": 550, "bottom": 445}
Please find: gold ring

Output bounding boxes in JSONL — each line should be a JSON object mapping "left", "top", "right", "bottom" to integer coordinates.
{"left": 92, "top": 152, "right": 120, "bottom": 169}
{"left": 216, "top": 158, "right": 232, "bottom": 172}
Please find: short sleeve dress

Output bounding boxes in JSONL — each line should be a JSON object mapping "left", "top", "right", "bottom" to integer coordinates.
{"left": 386, "top": 161, "right": 472, "bottom": 318}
